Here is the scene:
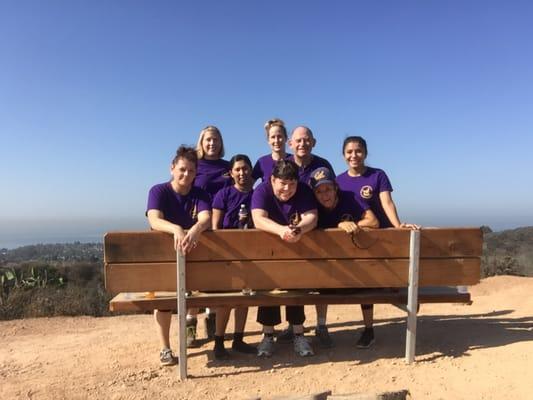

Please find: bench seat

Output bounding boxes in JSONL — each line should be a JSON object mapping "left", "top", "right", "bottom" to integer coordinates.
{"left": 110, "top": 286, "right": 472, "bottom": 311}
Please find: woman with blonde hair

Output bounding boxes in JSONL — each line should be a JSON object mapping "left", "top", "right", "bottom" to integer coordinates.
{"left": 186, "top": 125, "right": 231, "bottom": 347}
{"left": 195, "top": 125, "right": 231, "bottom": 194}
{"left": 252, "top": 118, "right": 291, "bottom": 183}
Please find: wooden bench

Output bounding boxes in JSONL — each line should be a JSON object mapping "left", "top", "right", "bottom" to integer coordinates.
{"left": 104, "top": 228, "right": 482, "bottom": 380}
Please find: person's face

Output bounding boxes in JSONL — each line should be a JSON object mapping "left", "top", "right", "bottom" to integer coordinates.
{"left": 171, "top": 158, "right": 196, "bottom": 188}
{"left": 314, "top": 183, "right": 337, "bottom": 210}
{"left": 271, "top": 177, "right": 298, "bottom": 202}
{"left": 230, "top": 160, "right": 252, "bottom": 187}
{"left": 289, "top": 127, "right": 315, "bottom": 158}
{"left": 343, "top": 141, "right": 367, "bottom": 170}
{"left": 202, "top": 131, "right": 221, "bottom": 159}
{"left": 268, "top": 126, "right": 287, "bottom": 153}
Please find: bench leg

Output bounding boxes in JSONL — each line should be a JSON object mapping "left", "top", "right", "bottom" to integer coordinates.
{"left": 405, "top": 229, "right": 420, "bottom": 364}
{"left": 177, "top": 251, "right": 187, "bottom": 380}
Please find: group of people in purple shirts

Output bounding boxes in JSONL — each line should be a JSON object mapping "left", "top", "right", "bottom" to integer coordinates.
{"left": 146, "top": 120, "right": 419, "bottom": 366}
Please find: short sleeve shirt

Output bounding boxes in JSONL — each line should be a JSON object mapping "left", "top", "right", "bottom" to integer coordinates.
{"left": 251, "top": 181, "right": 317, "bottom": 226}
{"left": 290, "top": 154, "right": 335, "bottom": 186}
{"left": 194, "top": 159, "right": 232, "bottom": 196}
{"left": 252, "top": 154, "right": 292, "bottom": 183}
{"left": 212, "top": 185, "right": 254, "bottom": 229}
{"left": 336, "top": 167, "right": 394, "bottom": 228}
{"left": 317, "top": 190, "right": 370, "bottom": 229}
{"left": 146, "top": 182, "right": 211, "bottom": 229}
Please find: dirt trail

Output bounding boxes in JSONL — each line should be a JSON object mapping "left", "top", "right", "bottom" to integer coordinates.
{"left": 1, "top": 276, "right": 533, "bottom": 399}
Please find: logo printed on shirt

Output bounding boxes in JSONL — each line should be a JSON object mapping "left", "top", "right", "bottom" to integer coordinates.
{"left": 190, "top": 202, "right": 198, "bottom": 221}
{"left": 289, "top": 212, "right": 301, "bottom": 227}
{"left": 360, "top": 185, "right": 373, "bottom": 199}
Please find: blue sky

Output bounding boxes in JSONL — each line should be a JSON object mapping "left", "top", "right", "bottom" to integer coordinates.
{"left": 1, "top": 1, "right": 532, "bottom": 246}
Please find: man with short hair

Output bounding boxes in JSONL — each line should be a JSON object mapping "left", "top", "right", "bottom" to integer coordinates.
{"left": 281, "top": 125, "right": 336, "bottom": 348}
{"left": 288, "top": 126, "right": 335, "bottom": 183}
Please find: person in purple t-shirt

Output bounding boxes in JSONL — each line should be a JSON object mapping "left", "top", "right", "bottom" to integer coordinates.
{"left": 252, "top": 118, "right": 291, "bottom": 183}
{"left": 336, "top": 136, "right": 419, "bottom": 349}
{"left": 288, "top": 126, "right": 335, "bottom": 184}
{"left": 251, "top": 159, "right": 318, "bottom": 358}
{"left": 192, "top": 125, "right": 231, "bottom": 341}
{"left": 194, "top": 125, "right": 232, "bottom": 196}
{"left": 309, "top": 167, "right": 379, "bottom": 347}
{"left": 146, "top": 146, "right": 211, "bottom": 366}
{"left": 276, "top": 125, "right": 336, "bottom": 347}
{"left": 210, "top": 154, "right": 256, "bottom": 359}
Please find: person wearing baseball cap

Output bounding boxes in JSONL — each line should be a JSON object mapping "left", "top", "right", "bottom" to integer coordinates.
{"left": 309, "top": 166, "right": 379, "bottom": 347}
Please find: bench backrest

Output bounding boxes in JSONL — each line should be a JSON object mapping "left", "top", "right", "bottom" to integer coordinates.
{"left": 104, "top": 228, "right": 482, "bottom": 294}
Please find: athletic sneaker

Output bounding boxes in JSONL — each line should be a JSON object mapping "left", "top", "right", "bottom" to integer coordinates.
{"left": 257, "top": 335, "right": 275, "bottom": 357}
{"left": 315, "top": 325, "right": 334, "bottom": 348}
{"left": 186, "top": 319, "right": 200, "bottom": 348}
{"left": 293, "top": 334, "right": 314, "bottom": 357}
{"left": 356, "top": 328, "right": 375, "bottom": 349}
{"left": 276, "top": 325, "right": 294, "bottom": 343}
{"left": 159, "top": 348, "right": 178, "bottom": 366}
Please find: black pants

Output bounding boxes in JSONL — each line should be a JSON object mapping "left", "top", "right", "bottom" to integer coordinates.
{"left": 257, "top": 305, "right": 305, "bottom": 326}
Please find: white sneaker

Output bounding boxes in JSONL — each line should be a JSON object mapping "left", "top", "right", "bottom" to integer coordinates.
{"left": 293, "top": 335, "right": 314, "bottom": 357}
{"left": 257, "top": 335, "right": 275, "bottom": 357}
{"left": 159, "top": 348, "right": 178, "bottom": 366}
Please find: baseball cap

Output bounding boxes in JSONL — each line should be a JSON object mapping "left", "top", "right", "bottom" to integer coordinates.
{"left": 309, "top": 167, "right": 335, "bottom": 189}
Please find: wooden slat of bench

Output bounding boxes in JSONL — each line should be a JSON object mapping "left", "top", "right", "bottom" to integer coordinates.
{"left": 109, "top": 287, "right": 472, "bottom": 311}
{"left": 105, "top": 258, "right": 480, "bottom": 293}
{"left": 104, "top": 228, "right": 482, "bottom": 263}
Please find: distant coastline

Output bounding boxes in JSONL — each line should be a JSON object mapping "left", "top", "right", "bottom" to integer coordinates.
{"left": 0, "top": 217, "right": 146, "bottom": 249}
{"left": 0, "top": 235, "right": 103, "bottom": 250}
{"left": 2, "top": 215, "right": 533, "bottom": 249}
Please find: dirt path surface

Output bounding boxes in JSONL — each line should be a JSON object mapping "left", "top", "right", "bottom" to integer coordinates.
{"left": 1, "top": 276, "right": 533, "bottom": 399}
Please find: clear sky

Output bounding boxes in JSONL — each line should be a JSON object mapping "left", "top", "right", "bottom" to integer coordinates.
{"left": 1, "top": 1, "right": 532, "bottom": 247}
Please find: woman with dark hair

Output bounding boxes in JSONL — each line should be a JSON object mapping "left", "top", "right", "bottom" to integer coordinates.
{"left": 251, "top": 159, "right": 318, "bottom": 357}
{"left": 146, "top": 145, "right": 211, "bottom": 365}
{"left": 336, "top": 136, "right": 419, "bottom": 348}
{"left": 210, "top": 154, "right": 256, "bottom": 359}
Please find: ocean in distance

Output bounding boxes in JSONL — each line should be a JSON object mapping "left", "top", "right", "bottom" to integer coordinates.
{"left": 1, "top": 215, "right": 532, "bottom": 249}
{"left": 0, "top": 217, "right": 147, "bottom": 249}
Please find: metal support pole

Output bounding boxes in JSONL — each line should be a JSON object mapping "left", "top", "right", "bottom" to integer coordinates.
{"left": 405, "top": 229, "right": 420, "bottom": 364}
{"left": 177, "top": 250, "right": 187, "bottom": 380}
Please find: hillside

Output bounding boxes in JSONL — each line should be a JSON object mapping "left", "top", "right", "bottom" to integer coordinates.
{"left": 483, "top": 226, "right": 533, "bottom": 276}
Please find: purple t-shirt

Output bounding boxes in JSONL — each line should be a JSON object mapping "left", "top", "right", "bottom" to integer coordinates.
{"left": 317, "top": 190, "right": 369, "bottom": 229}
{"left": 194, "top": 158, "right": 232, "bottom": 196}
{"left": 212, "top": 185, "right": 254, "bottom": 229}
{"left": 146, "top": 182, "right": 211, "bottom": 229}
{"left": 289, "top": 154, "right": 335, "bottom": 186}
{"left": 251, "top": 181, "right": 317, "bottom": 226}
{"left": 336, "top": 167, "right": 394, "bottom": 228}
{"left": 252, "top": 154, "right": 292, "bottom": 183}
